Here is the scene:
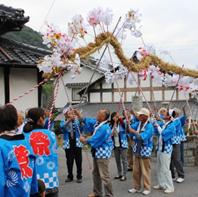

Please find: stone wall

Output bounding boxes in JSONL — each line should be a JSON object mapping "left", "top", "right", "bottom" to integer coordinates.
{"left": 184, "top": 135, "right": 198, "bottom": 167}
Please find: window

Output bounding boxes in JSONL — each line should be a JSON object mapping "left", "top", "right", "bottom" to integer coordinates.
{"left": 72, "top": 88, "right": 81, "bottom": 101}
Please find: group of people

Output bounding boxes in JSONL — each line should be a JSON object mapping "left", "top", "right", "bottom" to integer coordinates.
{"left": 59, "top": 105, "right": 187, "bottom": 197}
{"left": 0, "top": 102, "right": 188, "bottom": 197}
{"left": 0, "top": 105, "right": 58, "bottom": 197}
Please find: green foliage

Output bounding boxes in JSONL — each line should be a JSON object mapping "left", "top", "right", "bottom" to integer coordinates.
{"left": 42, "top": 81, "right": 53, "bottom": 96}
{"left": 42, "top": 81, "right": 54, "bottom": 108}
{"left": 3, "top": 26, "right": 46, "bottom": 48}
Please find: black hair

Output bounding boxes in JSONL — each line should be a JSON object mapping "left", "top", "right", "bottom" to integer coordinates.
{"left": 37, "top": 179, "right": 45, "bottom": 196}
{"left": 172, "top": 111, "right": 176, "bottom": 118}
{"left": 104, "top": 109, "right": 110, "bottom": 120}
{"left": 23, "top": 108, "right": 45, "bottom": 133}
{"left": 30, "top": 179, "right": 45, "bottom": 197}
{"left": 0, "top": 104, "right": 18, "bottom": 133}
{"left": 110, "top": 112, "right": 117, "bottom": 127}
{"left": 167, "top": 110, "right": 176, "bottom": 118}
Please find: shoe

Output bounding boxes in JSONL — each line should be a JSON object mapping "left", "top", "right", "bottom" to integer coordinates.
{"left": 76, "top": 179, "right": 82, "bottom": 183}
{"left": 120, "top": 176, "right": 127, "bottom": 181}
{"left": 176, "top": 177, "right": 184, "bottom": 183}
{"left": 128, "top": 188, "right": 141, "bottom": 193}
{"left": 142, "top": 190, "right": 151, "bottom": 195}
{"left": 164, "top": 188, "right": 174, "bottom": 194}
{"left": 87, "top": 193, "right": 97, "bottom": 197}
{"left": 114, "top": 175, "right": 122, "bottom": 179}
{"left": 172, "top": 177, "right": 177, "bottom": 182}
{"left": 65, "top": 178, "right": 73, "bottom": 182}
{"left": 153, "top": 185, "right": 165, "bottom": 190}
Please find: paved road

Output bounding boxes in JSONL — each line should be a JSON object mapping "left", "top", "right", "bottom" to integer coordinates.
{"left": 58, "top": 149, "right": 198, "bottom": 197}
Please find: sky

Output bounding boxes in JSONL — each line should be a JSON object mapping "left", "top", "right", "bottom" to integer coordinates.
{"left": 1, "top": 0, "right": 198, "bottom": 69}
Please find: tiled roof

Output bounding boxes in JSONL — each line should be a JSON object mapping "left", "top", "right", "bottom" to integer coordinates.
{"left": 66, "top": 83, "right": 89, "bottom": 88}
{"left": 0, "top": 37, "right": 50, "bottom": 66}
{"left": 0, "top": 4, "right": 29, "bottom": 34}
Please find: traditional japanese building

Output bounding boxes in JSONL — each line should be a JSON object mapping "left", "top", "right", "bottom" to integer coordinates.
{"left": 56, "top": 57, "right": 189, "bottom": 104}
{"left": 0, "top": 4, "right": 49, "bottom": 111}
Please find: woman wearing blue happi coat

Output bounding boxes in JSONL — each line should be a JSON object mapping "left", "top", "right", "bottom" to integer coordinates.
{"left": 110, "top": 112, "right": 128, "bottom": 181}
{"left": 169, "top": 109, "right": 185, "bottom": 184}
{"left": 23, "top": 108, "right": 59, "bottom": 197}
{"left": 153, "top": 109, "right": 176, "bottom": 194}
{"left": 174, "top": 107, "right": 187, "bottom": 166}
{"left": 0, "top": 104, "right": 38, "bottom": 197}
{"left": 59, "top": 108, "right": 83, "bottom": 183}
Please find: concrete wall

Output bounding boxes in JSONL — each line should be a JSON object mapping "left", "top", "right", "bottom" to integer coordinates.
{"left": 9, "top": 68, "right": 38, "bottom": 111}
{"left": 184, "top": 136, "right": 198, "bottom": 167}
{"left": 0, "top": 67, "right": 5, "bottom": 105}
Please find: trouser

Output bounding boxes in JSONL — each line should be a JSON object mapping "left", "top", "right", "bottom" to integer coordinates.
{"left": 46, "top": 191, "right": 59, "bottom": 197}
{"left": 92, "top": 158, "right": 114, "bottom": 197}
{"left": 114, "top": 147, "right": 128, "bottom": 176}
{"left": 180, "top": 142, "right": 184, "bottom": 165}
{"left": 127, "top": 138, "right": 133, "bottom": 169}
{"left": 170, "top": 144, "right": 184, "bottom": 178}
{"left": 65, "top": 147, "right": 82, "bottom": 180}
{"left": 133, "top": 156, "right": 151, "bottom": 191}
{"left": 156, "top": 152, "right": 174, "bottom": 190}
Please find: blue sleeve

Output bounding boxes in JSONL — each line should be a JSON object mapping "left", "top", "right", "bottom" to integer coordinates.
{"left": 83, "top": 118, "right": 97, "bottom": 134}
{"left": 162, "top": 124, "right": 176, "bottom": 142}
{"left": 180, "top": 116, "right": 187, "bottom": 127}
{"left": 87, "top": 125, "right": 110, "bottom": 148}
{"left": 128, "top": 122, "right": 139, "bottom": 138}
{"left": 153, "top": 126, "right": 159, "bottom": 136}
{"left": 139, "top": 124, "right": 154, "bottom": 142}
{"left": 30, "top": 156, "right": 38, "bottom": 194}
{"left": 131, "top": 122, "right": 139, "bottom": 130}
{"left": 59, "top": 120, "right": 65, "bottom": 128}
{"left": 59, "top": 120, "right": 67, "bottom": 134}
{"left": 0, "top": 149, "right": 5, "bottom": 196}
{"left": 174, "top": 119, "right": 182, "bottom": 128}
{"left": 153, "top": 121, "right": 164, "bottom": 136}
{"left": 133, "top": 116, "right": 139, "bottom": 123}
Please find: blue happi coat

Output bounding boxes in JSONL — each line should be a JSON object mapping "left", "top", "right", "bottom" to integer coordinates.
{"left": 129, "top": 121, "right": 154, "bottom": 158}
{"left": 179, "top": 116, "right": 187, "bottom": 142}
{"left": 155, "top": 121, "right": 176, "bottom": 154}
{"left": 24, "top": 129, "right": 59, "bottom": 190}
{"left": 111, "top": 122, "right": 128, "bottom": 149}
{"left": 171, "top": 118, "right": 182, "bottom": 144}
{"left": 153, "top": 120, "right": 164, "bottom": 135}
{"left": 60, "top": 119, "right": 83, "bottom": 149}
{"left": 83, "top": 118, "right": 113, "bottom": 159}
{"left": 0, "top": 133, "right": 38, "bottom": 197}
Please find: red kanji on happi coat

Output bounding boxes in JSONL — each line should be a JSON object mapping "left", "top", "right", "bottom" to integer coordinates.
{"left": 30, "top": 132, "right": 50, "bottom": 156}
{"left": 14, "top": 145, "right": 33, "bottom": 179}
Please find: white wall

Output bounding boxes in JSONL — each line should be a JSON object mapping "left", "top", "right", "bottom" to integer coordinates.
{"left": 153, "top": 90, "right": 163, "bottom": 101}
{"left": 164, "top": 90, "right": 175, "bottom": 101}
{"left": 55, "top": 67, "right": 103, "bottom": 108}
{"left": 103, "top": 92, "right": 112, "bottom": 102}
{"left": 0, "top": 68, "right": 5, "bottom": 105}
{"left": 90, "top": 93, "right": 100, "bottom": 103}
{"left": 10, "top": 68, "right": 38, "bottom": 111}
